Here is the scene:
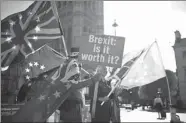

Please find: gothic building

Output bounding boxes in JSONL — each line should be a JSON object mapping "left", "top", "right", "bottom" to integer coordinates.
{"left": 48, "top": 1, "right": 104, "bottom": 53}
{"left": 173, "top": 30, "right": 186, "bottom": 108}
{"left": 1, "top": 1, "right": 104, "bottom": 104}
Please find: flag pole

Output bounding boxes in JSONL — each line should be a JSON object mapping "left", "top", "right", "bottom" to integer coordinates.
{"left": 100, "top": 63, "right": 134, "bottom": 106}
{"left": 91, "top": 37, "right": 106, "bottom": 118}
{"left": 155, "top": 41, "right": 173, "bottom": 119}
{"left": 51, "top": 1, "right": 68, "bottom": 57}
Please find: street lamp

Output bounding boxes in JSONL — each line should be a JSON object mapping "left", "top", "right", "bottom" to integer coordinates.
{"left": 107, "top": 20, "right": 119, "bottom": 75}
{"left": 112, "top": 19, "right": 118, "bottom": 36}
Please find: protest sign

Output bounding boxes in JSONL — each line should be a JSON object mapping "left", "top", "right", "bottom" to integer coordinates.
{"left": 74, "top": 34, "right": 125, "bottom": 68}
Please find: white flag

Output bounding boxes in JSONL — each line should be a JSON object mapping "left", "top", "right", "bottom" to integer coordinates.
{"left": 120, "top": 41, "right": 166, "bottom": 89}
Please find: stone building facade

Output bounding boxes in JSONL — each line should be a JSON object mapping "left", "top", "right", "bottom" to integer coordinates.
{"left": 173, "top": 31, "right": 186, "bottom": 108}
{"left": 1, "top": 1, "right": 104, "bottom": 104}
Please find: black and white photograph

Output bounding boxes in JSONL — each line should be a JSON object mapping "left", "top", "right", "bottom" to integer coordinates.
{"left": 1, "top": 1, "right": 186, "bottom": 122}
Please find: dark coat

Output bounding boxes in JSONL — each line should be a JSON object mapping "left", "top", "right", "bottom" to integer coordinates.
{"left": 59, "top": 90, "right": 84, "bottom": 122}
{"left": 89, "top": 79, "right": 120, "bottom": 122}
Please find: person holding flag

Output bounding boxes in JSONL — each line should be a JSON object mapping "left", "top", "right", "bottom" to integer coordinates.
{"left": 89, "top": 66, "right": 120, "bottom": 122}
{"left": 58, "top": 47, "right": 85, "bottom": 122}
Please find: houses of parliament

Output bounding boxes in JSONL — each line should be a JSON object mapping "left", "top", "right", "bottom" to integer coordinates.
{"left": 1, "top": 1, "right": 104, "bottom": 104}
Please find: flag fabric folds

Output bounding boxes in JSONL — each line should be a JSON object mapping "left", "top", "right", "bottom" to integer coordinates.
{"left": 106, "top": 48, "right": 146, "bottom": 96}
{"left": 17, "top": 45, "right": 66, "bottom": 92}
{"left": 119, "top": 42, "right": 166, "bottom": 89}
{"left": 12, "top": 59, "right": 101, "bottom": 122}
{"left": 21, "top": 45, "right": 66, "bottom": 80}
{"left": 1, "top": 1, "right": 66, "bottom": 67}
{"left": 110, "top": 48, "right": 145, "bottom": 81}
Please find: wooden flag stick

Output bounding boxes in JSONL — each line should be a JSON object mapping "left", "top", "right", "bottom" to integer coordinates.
{"left": 91, "top": 42, "right": 105, "bottom": 119}
{"left": 51, "top": 1, "right": 68, "bottom": 57}
{"left": 101, "top": 76, "right": 121, "bottom": 106}
{"left": 91, "top": 80, "right": 99, "bottom": 118}
{"left": 155, "top": 41, "right": 173, "bottom": 119}
{"left": 100, "top": 49, "right": 145, "bottom": 106}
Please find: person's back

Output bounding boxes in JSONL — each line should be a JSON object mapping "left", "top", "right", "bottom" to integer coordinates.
{"left": 154, "top": 97, "right": 163, "bottom": 106}
{"left": 154, "top": 95, "right": 163, "bottom": 119}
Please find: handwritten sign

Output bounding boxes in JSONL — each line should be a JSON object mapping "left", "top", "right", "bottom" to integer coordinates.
{"left": 74, "top": 34, "right": 125, "bottom": 67}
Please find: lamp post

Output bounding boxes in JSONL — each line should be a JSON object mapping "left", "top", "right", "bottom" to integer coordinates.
{"left": 112, "top": 19, "right": 118, "bottom": 36}
{"left": 108, "top": 20, "right": 118, "bottom": 74}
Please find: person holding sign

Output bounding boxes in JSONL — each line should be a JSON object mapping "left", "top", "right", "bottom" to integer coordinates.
{"left": 89, "top": 66, "right": 120, "bottom": 122}
{"left": 59, "top": 47, "right": 95, "bottom": 122}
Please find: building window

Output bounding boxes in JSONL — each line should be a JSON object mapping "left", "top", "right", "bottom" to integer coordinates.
{"left": 88, "top": 1, "right": 91, "bottom": 10}
{"left": 183, "top": 51, "right": 186, "bottom": 59}
{"left": 83, "top": 26, "right": 88, "bottom": 32}
{"left": 63, "top": 1, "right": 67, "bottom": 7}
{"left": 89, "top": 28, "right": 92, "bottom": 33}
{"left": 84, "top": 1, "right": 88, "bottom": 11}
{"left": 92, "top": 1, "right": 96, "bottom": 12}
{"left": 69, "top": 1, "right": 72, "bottom": 4}
{"left": 63, "top": 28, "right": 66, "bottom": 39}
{"left": 57, "top": 1, "right": 61, "bottom": 9}
{"left": 75, "top": 1, "right": 80, "bottom": 7}
{"left": 184, "top": 68, "right": 186, "bottom": 82}
{"left": 67, "top": 27, "right": 72, "bottom": 48}
{"left": 67, "top": 11, "right": 72, "bottom": 15}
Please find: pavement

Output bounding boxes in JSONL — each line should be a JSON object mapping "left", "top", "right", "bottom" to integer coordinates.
{"left": 120, "top": 107, "right": 186, "bottom": 122}
{"left": 47, "top": 107, "right": 186, "bottom": 122}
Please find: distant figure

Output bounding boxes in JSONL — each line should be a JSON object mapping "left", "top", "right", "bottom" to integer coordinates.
{"left": 131, "top": 100, "right": 135, "bottom": 110}
{"left": 153, "top": 95, "right": 163, "bottom": 119}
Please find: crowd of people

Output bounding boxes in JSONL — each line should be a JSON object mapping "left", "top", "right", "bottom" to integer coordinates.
{"left": 58, "top": 48, "right": 121, "bottom": 122}
{"left": 14, "top": 47, "right": 183, "bottom": 123}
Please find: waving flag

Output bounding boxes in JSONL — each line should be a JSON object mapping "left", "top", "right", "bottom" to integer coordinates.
{"left": 109, "top": 48, "right": 145, "bottom": 81}
{"left": 100, "top": 48, "right": 146, "bottom": 105}
{"left": 17, "top": 45, "right": 66, "bottom": 90}
{"left": 12, "top": 60, "right": 101, "bottom": 122}
{"left": 22, "top": 45, "right": 66, "bottom": 79}
{"left": 119, "top": 42, "right": 166, "bottom": 89}
{"left": 1, "top": 1, "right": 67, "bottom": 68}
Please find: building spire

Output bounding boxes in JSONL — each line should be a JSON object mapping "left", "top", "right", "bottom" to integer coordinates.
{"left": 174, "top": 30, "right": 181, "bottom": 43}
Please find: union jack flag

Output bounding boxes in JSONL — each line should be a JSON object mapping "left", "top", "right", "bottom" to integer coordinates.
{"left": 110, "top": 49, "right": 145, "bottom": 80}
{"left": 1, "top": 1, "right": 67, "bottom": 68}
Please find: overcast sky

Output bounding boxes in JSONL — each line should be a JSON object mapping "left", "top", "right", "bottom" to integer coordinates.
{"left": 1, "top": 1, "right": 186, "bottom": 72}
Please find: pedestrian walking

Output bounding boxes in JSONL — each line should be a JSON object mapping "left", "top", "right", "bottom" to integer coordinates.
{"left": 153, "top": 94, "right": 163, "bottom": 119}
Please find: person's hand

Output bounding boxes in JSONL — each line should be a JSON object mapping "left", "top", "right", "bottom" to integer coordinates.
{"left": 98, "top": 96, "right": 109, "bottom": 102}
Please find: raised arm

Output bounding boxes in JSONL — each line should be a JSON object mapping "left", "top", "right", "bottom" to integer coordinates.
{"left": 72, "top": 73, "right": 102, "bottom": 90}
